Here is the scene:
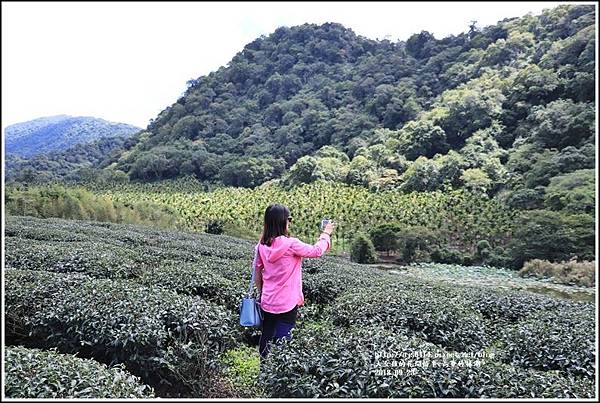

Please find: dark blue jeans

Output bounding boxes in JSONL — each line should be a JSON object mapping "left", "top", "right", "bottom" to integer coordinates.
{"left": 258, "top": 305, "right": 298, "bottom": 360}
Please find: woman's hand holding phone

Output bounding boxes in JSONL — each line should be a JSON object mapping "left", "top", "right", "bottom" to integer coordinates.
{"left": 323, "top": 221, "right": 335, "bottom": 235}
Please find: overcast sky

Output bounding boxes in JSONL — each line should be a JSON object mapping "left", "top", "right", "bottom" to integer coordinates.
{"left": 1, "top": 1, "right": 583, "bottom": 131}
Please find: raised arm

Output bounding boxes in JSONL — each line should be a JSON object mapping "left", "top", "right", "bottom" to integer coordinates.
{"left": 289, "top": 233, "right": 331, "bottom": 258}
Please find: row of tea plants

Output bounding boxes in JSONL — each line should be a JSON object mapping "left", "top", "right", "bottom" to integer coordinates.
{"left": 4, "top": 215, "right": 595, "bottom": 398}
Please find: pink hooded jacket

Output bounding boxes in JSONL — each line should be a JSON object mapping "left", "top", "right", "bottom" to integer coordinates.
{"left": 255, "top": 233, "right": 331, "bottom": 314}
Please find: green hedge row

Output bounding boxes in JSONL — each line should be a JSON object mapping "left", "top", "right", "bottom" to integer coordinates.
{"left": 5, "top": 346, "right": 155, "bottom": 398}
{"left": 497, "top": 303, "right": 595, "bottom": 378}
{"left": 5, "top": 236, "right": 247, "bottom": 310}
{"left": 5, "top": 237, "right": 144, "bottom": 278}
{"left": 258, "top": 325, "right": 595, "bottom": 398}
{"left": 5, "top": 215, "right": 252, "bottom": 261}
{"left": 326, "top": 278, "right": 490, "bottom": 352}
{"left": 442, "top": 282, "right": 573, "bottom": 336}
{"left": 5, "top": 215, "right": 391, "bottom": 314}
{"left": 302, "top": 261, "right": 387, "bottom": 305}
{"left": 5, "top": 269, "right": 242, "bottom": 397}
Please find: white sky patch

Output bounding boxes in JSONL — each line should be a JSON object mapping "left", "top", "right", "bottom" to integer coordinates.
{"left": 1, "top": 1, "right": 581, "bottom": 130}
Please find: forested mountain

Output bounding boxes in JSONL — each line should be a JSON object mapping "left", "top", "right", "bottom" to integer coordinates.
{"left": 5, "top": 115, "right": 140, "bottom": 157}
{"left": 5, "top": 135, "right": 133, "bottom": 183}
{"left": 98, "top": 4, "right": 594, "bottom": 202}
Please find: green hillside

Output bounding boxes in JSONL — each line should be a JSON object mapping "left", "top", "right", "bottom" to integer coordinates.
{"left": 96, "top": 4, "right": 594, "bottom": 204}
{"left": 5, "top": 135, "right": 134, "bottom": 183}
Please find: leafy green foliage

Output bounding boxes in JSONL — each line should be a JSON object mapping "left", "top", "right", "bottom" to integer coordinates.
{"left": 4, "top": 269, "right": 241, "bottom": 398}
{"left": 497, "top": 304, "right": 595, "bottom": 377}
{"left": 15, "top": 3, "right": 583, "bottom": 199}
{"left": 219, "top": 346, "right": 265, "bottom": 398}
{"left": 507, "top": 209, "right": 595, "bottom": 268}
{"left": 4, "top": 346, "right": 155, "bottom": 398}
{"left": 82, "top": 178, "right": 517, "bottom": 256}
{"left": 259, "top": 324, "right": 594, "bottom": 398}
{"left": 5, "top": 136, "right": 133, "bottom": 183}
{"left": 519, "top": 258, "right": 596, "bottom": 287}
{"left": 350, "top": 232, "right": 378, "bottom": 263}
{"left": 4, "top": 184, "right": 184, "bottom": 229}
{"left": 544, "top": 169, "right": 595, "bottom": 213}
{"left": 328, "top": 280, "right": 489, "bottom": 352}
{"left": 396, "top": 225, "right": 439, "bottom": 263}
{"left": 368, "top": 223, "right": 402, "bottom": 255}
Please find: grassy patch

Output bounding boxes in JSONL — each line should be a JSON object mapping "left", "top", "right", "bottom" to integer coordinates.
{"left": 219, "top": 346, "right": 265, "bottom": 398}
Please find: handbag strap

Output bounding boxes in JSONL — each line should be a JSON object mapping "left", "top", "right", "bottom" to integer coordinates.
{"left": 247, "top": 242, "right": 260, "bottom": 297}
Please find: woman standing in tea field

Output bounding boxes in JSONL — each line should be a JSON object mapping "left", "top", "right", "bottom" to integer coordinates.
{"left": 254, "top": 203, "right": 335, "bottom": 359}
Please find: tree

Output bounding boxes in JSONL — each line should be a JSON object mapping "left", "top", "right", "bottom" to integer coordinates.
{"left": 369, "top": 224, "right": 402, "bottom": 256}
{"left": 311, "top": 157, "right": 349, "bottom": 183}
{"left": 399, "top": 156, "right": 441, "bottom": 192}
{"left": 544, "top": 169, "right": 595, "bottom": 213}
{"left": 435, "top": 86, "right": 505, "bottom": 147}
{"left": 219, "top": 156, "right": 286, "bottom": 188}
{"left": 461, "top": 168, "right": 492, "bottom": 195}
{"left": 350, "top": 232, "right": 378, "bottom": 263}
{"left": 314, "top": 145, "right": 350, "bottom": 162}
{"left": 397, "top": 120, "right": 449, "bottom": 160}
{"left": 369, "top": 168, "right": 402, "bottom": 191}
{"left": 507, "top": 64, "right": 561, "bottom": 105}
{"left": 526, "top": 99, "right": 594, "bottom": 149}
{"left": 396, "top": 226, "right": 438, "bottom": 263}
{"left": 345, "top": 155, "right": 376, "bottom": 186}
{"left": 434, "top": 150, "right": 468, "bottom": 188}
{"left": 467, "top": 20, "right": 479, "bottom": 41}
{"left": 405, "top": 31, "right": 437, "bottom": 59}
{"left": 507, "top": 209, "right": 595, "bottom": 269}
{"left": 282, "top": 156, "right": 318, "bottom": 187}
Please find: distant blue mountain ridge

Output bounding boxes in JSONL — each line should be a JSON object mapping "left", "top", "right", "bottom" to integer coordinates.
{"left": 5, "top": 115, "right": 141, "bottom": 157}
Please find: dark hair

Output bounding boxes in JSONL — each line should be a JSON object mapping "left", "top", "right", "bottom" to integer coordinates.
{"left": 260, "top": 204, "right": 290, "bottom": 246}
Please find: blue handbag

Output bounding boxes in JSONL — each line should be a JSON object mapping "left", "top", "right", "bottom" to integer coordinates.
{"left": 239, "top": 243, "right": 263, "bottom": 327}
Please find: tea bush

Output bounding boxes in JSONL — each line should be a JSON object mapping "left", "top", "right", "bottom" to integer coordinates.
{"left": 450, "top": 284, "right": 571, "bottom": 323}
{"left": 4, "top": 269, "right": 242, "bottom": 397}
{"left": 5, "top": 346, "right": 155, "bottom": 398}
{"left": 5, "top": 239, "right": 246, "bottom": 313}
{"left": 136, "top": 259, "right": 243, "bottom": 311}
{"left": 326, "top": 279, "right": 489, "bottom": 352}
{"left": 497, "top": 302, "right": 595, "bottom": 378}
{"left": 259, "top": 325, "right": 594, "bottom": 398}
{"left": 5, "top": 237, "right": 144, "bottom": 278}
{"left": 5, "top": 215, "right": 252, "bottom": 262}
{"left": 302, "top": 261, "right": 387, "bottom": 305}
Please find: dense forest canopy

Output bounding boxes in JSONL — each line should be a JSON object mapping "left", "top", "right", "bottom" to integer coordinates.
{"left": 5, "top": 135, "right": 131, "bottom": 183}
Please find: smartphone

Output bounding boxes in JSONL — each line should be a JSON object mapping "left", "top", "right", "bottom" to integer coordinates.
{"left": 320, "top": 219, "right": 331, "bottom": 231}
